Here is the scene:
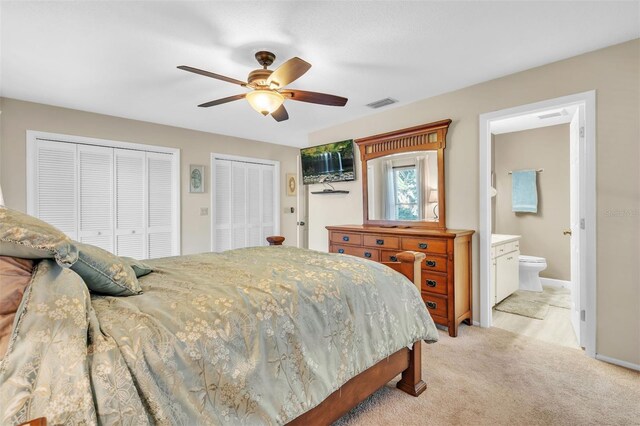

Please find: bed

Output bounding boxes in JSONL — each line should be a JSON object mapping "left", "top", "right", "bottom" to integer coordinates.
{"left": 1, "top": 221, "right": 438, "bottom": 425}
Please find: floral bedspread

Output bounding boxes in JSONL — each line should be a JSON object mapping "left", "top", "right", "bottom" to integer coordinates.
{"left": 0, "top": 246, "right": 438, "bottom": 425}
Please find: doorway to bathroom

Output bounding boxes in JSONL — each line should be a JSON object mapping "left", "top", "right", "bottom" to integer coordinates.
{"left": 479, "top": 91, "right": 596, "bottom": 358}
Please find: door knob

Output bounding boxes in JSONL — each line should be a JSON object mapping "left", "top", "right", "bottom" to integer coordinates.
{"left": 563, "top": 230, "right": 572, "bottom": 236}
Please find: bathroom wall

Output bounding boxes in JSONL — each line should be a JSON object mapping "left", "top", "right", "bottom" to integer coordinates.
{"left": 494, "top": 125, "right": 570, "bottom": 281}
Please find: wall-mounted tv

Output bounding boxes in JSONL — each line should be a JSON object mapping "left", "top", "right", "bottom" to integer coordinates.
{"left": 300, "top": 139, "right": 355, "bottom": 185}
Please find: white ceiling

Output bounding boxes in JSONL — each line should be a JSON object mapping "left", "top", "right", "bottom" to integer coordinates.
{"left": 1, "top": 1, "right": 638, "bottom": 147}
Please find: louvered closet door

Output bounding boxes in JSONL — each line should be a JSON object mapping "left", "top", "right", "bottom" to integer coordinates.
{"left": 147, "top": 152, "right": 174, "bottom": 259}
{"left": 246, "top": 163, "right": 263, "bottom": 247}
{"left": 213, "top": 159, "right": 232, "bottom": 252}
{"left": 212, "top": 158, "right": 276, "bottom": 251}
{"left": 33, "top": 140, "right": 78, "bottom": 240}
{"left": 260, "top": 165, "right": 275, "bottom": 242}
{"left": 115, "top": 149, "right": 146, "bottom": 259}
{"left": 231, "top": 161, "right": 248, "bottom": 249}
{"left": 78, "top": 145, "right": 114, "bottom": 251}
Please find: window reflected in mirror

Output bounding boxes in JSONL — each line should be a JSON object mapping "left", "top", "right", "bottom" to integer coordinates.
{"left": 367, "top": 151, "right": 438, "bottom": 221}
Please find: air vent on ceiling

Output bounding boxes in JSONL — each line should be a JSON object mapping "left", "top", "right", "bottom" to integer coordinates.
{"left": 366, "top": 97, "right": 398, "bottom": 109}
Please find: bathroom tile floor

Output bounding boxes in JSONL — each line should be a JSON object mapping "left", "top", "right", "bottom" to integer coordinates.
{"left": 492, "top": 286, "right": 580, "bottom": 349}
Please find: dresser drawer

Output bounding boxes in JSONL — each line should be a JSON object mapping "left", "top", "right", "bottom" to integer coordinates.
{"left": 330, "top": 232, "right": 363, "bottom": 246}
{"left": 422, "top": 255, "right": 447, "bottom": 273}
{"left": 421, "top": 272, "right": 448, "bottom": 295}
{"left": 363, "top": 235, "right": 400, "bottom": 250}
{"left": 421, "top": 292, "right": 448, "bottom": 319}
{"left": 401, "top": 237, "right": 447, "bottom": 254}
{"left": 331, "top": 245, "right": 380, "bottom": 261}
{"left": 380, "top": 250, "right": 401, "bottom": 262}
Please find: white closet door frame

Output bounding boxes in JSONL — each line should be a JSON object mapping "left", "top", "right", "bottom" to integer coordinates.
{"left": 26, "top": 130, "right": 181, "bottom": 255}
{"left": 210, "top": 153, "right": 280, "bottom": 251}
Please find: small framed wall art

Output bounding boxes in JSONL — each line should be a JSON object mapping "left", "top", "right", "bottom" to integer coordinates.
{"left": 189, "top": 165, "right": 205, "bottom": 193}
{"left": 286, "top": 173, "right": 297, "bottom": 196}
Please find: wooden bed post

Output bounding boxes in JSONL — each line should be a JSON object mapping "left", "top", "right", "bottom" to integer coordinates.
{"left": 383, "top": 251, "right": 428, "bottom": 397}
{"left": 266, "top": 236, "right": 285, "bottom": 246}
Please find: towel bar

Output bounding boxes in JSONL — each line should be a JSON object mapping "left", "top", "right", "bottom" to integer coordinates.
{"left": 508, "top": 168, "right": 544, "bottom": 174}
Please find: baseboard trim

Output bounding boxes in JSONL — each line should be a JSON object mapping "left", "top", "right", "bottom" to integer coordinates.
{"left": 540, "top": 277, "right": 571, "bottom": 290}
{"left": 596, "top": 354, "right": 640, "bottom": 371}
{"left": 472, "top": 320, "right": 480, "bottom": 326}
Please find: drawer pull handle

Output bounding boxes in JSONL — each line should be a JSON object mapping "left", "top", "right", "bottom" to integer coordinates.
{"left": 426, "top": 301, "right": 437, "bottom": 309}
{"left": 418, "top": 243, "right": 428, "bottom": 249}
{"left": 426, "top": 260, "right": 437, "bottom": 267}
{"left": 338, "top": 249, "right": 345, "bottom": 254}
{"left": 390, "top": 255, "right": 398, "bottom": 262}
{"left": 364, "top": 252, "right": 372, "bottom": 258}
{"left": 426, "top": 279, "right": 437, "bottom": 287}
{"left": 376, "top": 239, "right": 384, "bottom": 245}
{"left": 342, "top": 236, "right": 350, "bottom": 242}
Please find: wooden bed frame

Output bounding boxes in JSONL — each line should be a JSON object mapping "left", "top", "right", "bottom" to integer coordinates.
{"left": 267, "top": 236, "right": 427, "bottom": 425}
{"left": 22, "top": 238, "right": 428, "bottom": 426}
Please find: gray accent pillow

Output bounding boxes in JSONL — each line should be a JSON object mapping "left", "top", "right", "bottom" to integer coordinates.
{"left": 0, "top": 207, "right": 78, "bottom": 267}
{"left": 120, "top": 257, "right": 153, "bottom": 278}
{"left": 71, "top": 242, "right": 142, "bottom": 296}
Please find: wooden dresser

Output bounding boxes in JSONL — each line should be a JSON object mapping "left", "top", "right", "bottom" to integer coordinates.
{"left": 326, "top": 225, "right": 474, "bottom": 337}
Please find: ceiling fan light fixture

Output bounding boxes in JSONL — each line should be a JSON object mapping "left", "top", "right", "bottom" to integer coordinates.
{"left": 246, "top": 90, "right": 285, "bottom": 116}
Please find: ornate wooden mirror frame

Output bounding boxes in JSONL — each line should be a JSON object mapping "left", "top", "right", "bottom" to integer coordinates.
{"left": 355, "top": 119, "right": 452, "bottom": 230}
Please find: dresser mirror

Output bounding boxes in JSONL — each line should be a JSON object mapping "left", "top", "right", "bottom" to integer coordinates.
{"left": 356, "top": 119, "right": 451, "bottom": 229}
{"left": 366, "top": 150, "right": 439, "bottom": 222}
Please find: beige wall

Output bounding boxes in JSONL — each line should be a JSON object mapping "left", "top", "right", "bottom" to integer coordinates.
{"left": 308, "top": 39, "right": 640, "bottom": 365}
{"left": 494, "top": 125, "right": 570, "bottom": 281}
{"left": 0, "top": 98, "right": 300, "bottom": 254}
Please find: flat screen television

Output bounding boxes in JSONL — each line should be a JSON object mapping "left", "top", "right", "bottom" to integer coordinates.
{"left": 300, "top": 139, "right": 355, "bottom": 185}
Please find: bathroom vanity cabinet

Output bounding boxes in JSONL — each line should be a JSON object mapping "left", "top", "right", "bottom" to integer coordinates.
{"left": 491, "top": 234, "right": 521, "bottom": 306}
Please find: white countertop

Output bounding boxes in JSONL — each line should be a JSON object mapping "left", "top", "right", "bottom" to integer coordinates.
{"left": 491, "top": 234, "right": 521, "bottom": 246}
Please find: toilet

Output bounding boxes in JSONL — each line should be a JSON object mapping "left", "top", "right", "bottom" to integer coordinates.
{"left": 519, "top": 255, "right": 547, "bottom": 292}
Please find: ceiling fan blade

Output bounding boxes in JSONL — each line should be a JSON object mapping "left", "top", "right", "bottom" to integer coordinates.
{"left": 271, "top": 104, "right": 289, "bottom": 122}
{"left": 178, "top": 65, "right": 247, "bottom": 86}
{"left": 266, "top": 57, "right": 311, "bottom": 88}
{"left": 283, "top": 89, "right": 348, "bottom": 107}
{"left": 198, "top": 94, "right": 246, "bottom": 108}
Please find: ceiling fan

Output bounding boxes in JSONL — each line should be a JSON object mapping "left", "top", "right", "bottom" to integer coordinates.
{"left": 178, "top": 51, "right": 348, "bottom": 122}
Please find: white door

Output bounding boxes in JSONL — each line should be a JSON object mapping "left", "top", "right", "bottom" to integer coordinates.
{"left": 213, "top": 159, "right": 233, "bottom": 251}
{"left": 211, "top": 156, "right": 279, "bottom": 252}
{"left": 115, "top": 149, "right": 146, "bottom": 258}
{"left": 569, "top": 110, "right": 584, "bottom": 346}
{"left": 32, "top": 140, "right": 78, "bottom": 240}
{"left": 147, "top": 152, "right": 175, "bottom": 258}
{"left": 261, "top": 165, "right": 276, "bottom": 242}
{"left": 231, "top": 161, "right": 248, "bottom": 249}
{"left": 78, "top": 145, "right": 113, "bottom": 251}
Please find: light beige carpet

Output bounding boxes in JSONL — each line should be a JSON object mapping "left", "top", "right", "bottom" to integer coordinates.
{"left": 335, "top": 326, "right": 640, "bottom": 426}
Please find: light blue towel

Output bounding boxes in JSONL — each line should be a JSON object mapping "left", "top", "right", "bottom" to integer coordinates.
{"left": 512, "top": 170, "right": 538, "bottom": 213}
